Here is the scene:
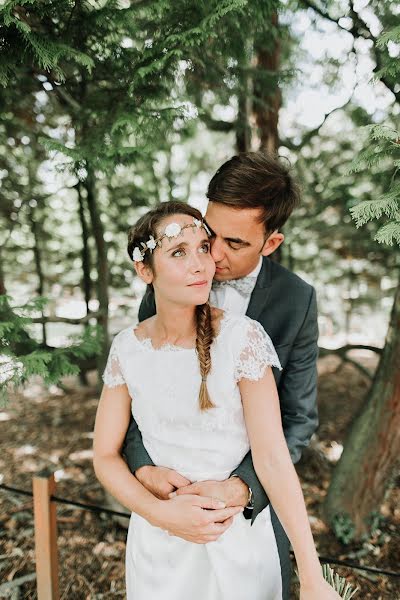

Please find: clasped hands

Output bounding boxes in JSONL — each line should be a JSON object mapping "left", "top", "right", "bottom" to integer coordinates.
{"left": 135, "top": 465, "right": 249, "bottom": 544}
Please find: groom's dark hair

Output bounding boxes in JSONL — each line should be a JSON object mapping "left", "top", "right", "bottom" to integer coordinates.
{"left": 206, "top": 151, "right": 300, "bottom": 234}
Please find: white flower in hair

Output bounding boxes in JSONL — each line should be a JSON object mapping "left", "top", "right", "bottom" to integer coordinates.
{"left": 164, "top": 222, "right": 182, "bottom": 238}
{"left": 203, "top": 222, "right": 212, "bottom": 236}
{"left": 146, "top": 236, "right": 157, "bottom": 250}
{"left": 193, "top": 218, "right": 202, "bottom": 229}
{"left": 132, "top": 247, "right": 144, "bottom": 262}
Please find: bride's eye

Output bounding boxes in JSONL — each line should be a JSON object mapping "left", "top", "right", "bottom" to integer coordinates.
{"left": 172, "top": 248, "right": 185, "bottom": 257}
{"left": 199, "top": 242, "right": 210, "bottom": 254}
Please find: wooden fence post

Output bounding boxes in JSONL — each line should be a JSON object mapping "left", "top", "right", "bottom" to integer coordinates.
{"left": 33, "top": 470, "right": 59, "bottom": 600}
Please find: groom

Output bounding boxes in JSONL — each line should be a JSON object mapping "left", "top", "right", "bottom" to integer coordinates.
{"left": 124, "top": 152, "right": 318, "bottom": 597}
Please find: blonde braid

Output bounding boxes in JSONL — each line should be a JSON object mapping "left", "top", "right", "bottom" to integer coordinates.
{"left": 195, "top": 302, "right": 215, "bottom": 411}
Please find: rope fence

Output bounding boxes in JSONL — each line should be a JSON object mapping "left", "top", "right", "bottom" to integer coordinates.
{"left": 1, "top": 476, "right": 399, "bottom": 600}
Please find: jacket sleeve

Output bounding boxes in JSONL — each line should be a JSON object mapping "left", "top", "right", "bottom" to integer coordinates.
{"left": 279, "top": 287, "right": 319, "bottom": 464}
{"left": 231, "top": 287, "right": 319, "bottom": 522}
{"left": 123, "top": 287, "right": 157, "bottom": 473}
{"left": 230, "top": 450, "right": 269, "bottom": 523}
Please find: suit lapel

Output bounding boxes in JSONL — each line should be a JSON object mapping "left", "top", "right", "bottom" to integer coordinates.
{"left": 246, "top": 257, "right": 272, "bottom": 321}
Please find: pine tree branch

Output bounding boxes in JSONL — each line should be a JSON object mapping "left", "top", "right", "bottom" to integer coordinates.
{"left": 199, "top": 112, "right": 235, "bottom": 133}
{"left": 31, "top": 311, "right": 104, "bottom": 325}
{"left": 319, "top": 344, "right": 382, "bottom": 380}
{"left": 51, "top": 84, "right": 82, "bottom": 113}
{"left": 66, "top": 0, "right": 79, "bottom": 32}
{"left": 343, "top": 356, "right": 373, "bottom": 380}
{"left": 319, "top": 344, "right": 382, "bottom": 356}
{"left": 281, "top": 97, "right": 352, "bottom": 151}
{"left": 299, "top": 0, "right": 400, "bottom": 104}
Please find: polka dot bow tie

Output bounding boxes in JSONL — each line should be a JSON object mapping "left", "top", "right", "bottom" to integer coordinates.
{"left": 212, "top": 276, "right": 257, "bottom": 298}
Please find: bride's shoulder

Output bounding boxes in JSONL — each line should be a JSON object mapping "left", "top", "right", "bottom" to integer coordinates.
{"left": 132, "top": 316, "right": 155, "bottom": 341}
{"left": 210, "top": 308, "right": 252, "bottom": 339}
{"left": 111, "top": 319, "right": 143, "bottom": 347}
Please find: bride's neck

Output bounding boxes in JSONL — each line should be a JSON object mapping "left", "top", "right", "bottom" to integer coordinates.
{"left": 153, "top": 302, "right": 197, "bottom": 342}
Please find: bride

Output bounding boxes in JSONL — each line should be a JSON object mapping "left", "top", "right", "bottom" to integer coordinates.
{"left": 93, "top": 201, "right": 341, "bottom": 599}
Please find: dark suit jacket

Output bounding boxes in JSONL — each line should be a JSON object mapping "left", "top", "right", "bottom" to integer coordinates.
{"left": 123, "top": 256, "right": 319, "bottom": 522}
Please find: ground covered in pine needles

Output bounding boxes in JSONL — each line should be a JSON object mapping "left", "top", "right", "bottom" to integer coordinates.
{"left": 0, "top": 353, "right": 399, "bottom": 599}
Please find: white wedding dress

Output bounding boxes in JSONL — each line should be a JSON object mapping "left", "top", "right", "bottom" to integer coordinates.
{"left": 103, "top": 312, "right": 284, "bottom": 600}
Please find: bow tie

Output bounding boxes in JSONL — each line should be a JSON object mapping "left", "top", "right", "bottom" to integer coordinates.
{"left": 212, "top": 276, "right": 257, "bottom": 298}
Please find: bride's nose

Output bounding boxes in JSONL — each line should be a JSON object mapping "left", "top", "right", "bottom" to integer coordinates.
{"left": 190, "top": 252, "right": 205, "bottom": 272}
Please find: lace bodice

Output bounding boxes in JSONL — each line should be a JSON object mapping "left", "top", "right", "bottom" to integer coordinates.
{"left": 103, "top": 312, "right": 281, "bottom": 482}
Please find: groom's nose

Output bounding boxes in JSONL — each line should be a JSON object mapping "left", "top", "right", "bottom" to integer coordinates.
{"left": 210, "top": 237, "right": 225, "bottom": 263}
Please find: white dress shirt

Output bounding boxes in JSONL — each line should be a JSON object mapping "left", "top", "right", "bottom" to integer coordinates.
{"left": 210, "top": 257, "right": 263, "bottom": 315}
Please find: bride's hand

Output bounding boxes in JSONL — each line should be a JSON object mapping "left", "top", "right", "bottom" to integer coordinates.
{"left": 153, "top": 494, "right": 244, "bottom": 544}
{"left": 300, "top": 576, "right": 343, "bottom": 599}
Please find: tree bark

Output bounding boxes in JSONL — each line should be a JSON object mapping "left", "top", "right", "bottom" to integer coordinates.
{"left": 84, "top": 165, "right": 109, "bottom": 377}
{"left": 76, "top": 181, "right": 92, "bottom": 316}
{"left": 253, "top": 13, "right": 283, "bottom": 264}
{"left": 29, "top": 206, "right": 47, "bottom": 346}
{"left": 236, "top": 41, "right": 252, "bottom": 153}
{"left": 253, "top": 12, "right": 281, "bottom": 155}
{"left": 0, "top": 247, "right": 6, "bottom": 296}
{"left": 325, "top": 280, "right": 400, "bottom": 540}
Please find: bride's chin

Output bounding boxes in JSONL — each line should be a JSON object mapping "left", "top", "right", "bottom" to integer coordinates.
{"left": 184, "top": 291, "right": 210, "bottom": 305}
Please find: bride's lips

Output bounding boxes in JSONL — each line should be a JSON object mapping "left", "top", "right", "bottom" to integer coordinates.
{"left": 188, "top": 280, "right": 208, "bottom": 287}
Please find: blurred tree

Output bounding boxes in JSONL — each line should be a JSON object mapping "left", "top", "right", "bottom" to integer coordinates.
{"left": 324, "top": 23, "right": 400, "bottom": 540}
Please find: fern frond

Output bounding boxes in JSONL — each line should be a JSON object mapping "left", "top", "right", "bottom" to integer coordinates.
{"left": 322, "top": 564, "right": 358, "bottom": 599}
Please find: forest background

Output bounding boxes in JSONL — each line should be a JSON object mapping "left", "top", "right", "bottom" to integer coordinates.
{"left": 0, "top": 0, "right": 399, "bottom": 598}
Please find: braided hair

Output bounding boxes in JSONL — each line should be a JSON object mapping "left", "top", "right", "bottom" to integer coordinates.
{"left": 196, "top": 302, "right": 215, "bottom": 410}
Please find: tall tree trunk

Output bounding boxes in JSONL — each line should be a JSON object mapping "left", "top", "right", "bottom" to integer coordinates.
{"left": 236, "top": 41, "right": 252, "bottom": 152}
{"left": 325, "top": 280, "right": 400, "bottom": 540}
{"left": 76, "top": 180, "right": 93, "bottom": 385}
{"left": 0, "top": 246, "right": 6, "bottom": 296}
{"left": 84, "top": 165, "right": 109, "bottom": 377}
{"left": 29, "top": 206, "right": 47, "bottom": 346}
{"left": 253, "top": 13, "right": 283, "bottom": 264}
{"left": 253, "top": 12, "right": 281, "bottom": 155}
{"left": 77, "top": 181, "right": 92, "bottom": 315}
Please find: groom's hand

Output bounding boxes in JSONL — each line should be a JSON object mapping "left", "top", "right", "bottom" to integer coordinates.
{"left": 171, "top": 477, "right": 249, "bottom": 508}
{"left": 135, "top": 465, "right": 190, "bottom": 500}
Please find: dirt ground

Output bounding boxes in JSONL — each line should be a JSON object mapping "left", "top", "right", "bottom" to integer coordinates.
{"left": 0, "top": 353, "right": 399, "bottom": 599}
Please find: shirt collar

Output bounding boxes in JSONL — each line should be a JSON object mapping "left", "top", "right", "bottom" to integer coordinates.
{"left": 246, "top": 256, "right": 263, "bottom": 279}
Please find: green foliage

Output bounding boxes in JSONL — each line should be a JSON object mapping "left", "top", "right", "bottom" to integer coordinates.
{"left": 322, "top": 565, "right": 358, "bottom": 599}
{"left": 331, "top": 513, "right": 356, "bottom": 545}
{"left": 349, "top": 124, "right": 400, "bottom": 246}
{"left": 375, "top": 23, "right": 400, "bottom": 80}
{"left": 348, "top": 25, "right": 400, "bottom": 246}
{"left": 0, "top": 0, "right": 259, "bottom": 171}
{"left": 0, "top": 295, "right": 102, "bottom": 404}
{"left": 376, "top": 24, "right": 400, "bottom": 48}
{"left": 0, "top": 0, "right": 94, "bottom": 86}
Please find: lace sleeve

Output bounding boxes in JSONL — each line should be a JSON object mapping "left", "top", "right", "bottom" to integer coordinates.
{"left": 234, "top": 318, "right": 282, "bottom": 382}
{"left": 102, "top": 335, "right": 126, "bottom": 387}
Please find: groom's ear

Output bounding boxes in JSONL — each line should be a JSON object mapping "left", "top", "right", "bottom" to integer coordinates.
{"left": 134, "top": 261, "right": 154, "bottom": 284}
{"left": 261, "top": 230, "right": 285, "bottom": 257}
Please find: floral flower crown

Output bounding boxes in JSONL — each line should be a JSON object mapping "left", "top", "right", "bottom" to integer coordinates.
{"left": 132, "top": 217, "right": 211, "bottom": 262}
